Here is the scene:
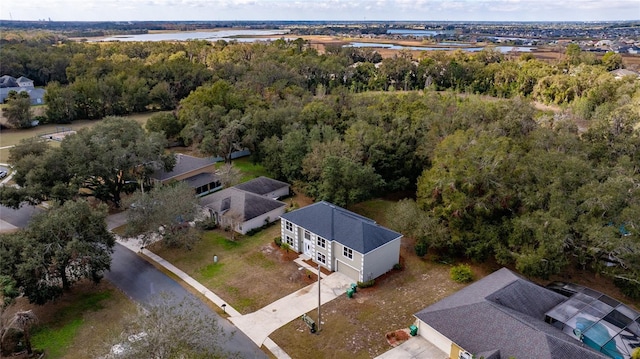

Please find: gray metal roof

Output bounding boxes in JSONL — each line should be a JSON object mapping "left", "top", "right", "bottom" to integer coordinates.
{"left": 234, "top": 176, "right": 289, "bottom": 196}
{"left": 414, "top": 268, "right": 609, "bottom": 359}
{"left": 152, "top": 154, "right": 217, "bottom": 181}
{"left": 201, "top": 188, "right": 285, "bottom": 221}
{"left": 280, "top": 201, "right": 402, "bottom": 254}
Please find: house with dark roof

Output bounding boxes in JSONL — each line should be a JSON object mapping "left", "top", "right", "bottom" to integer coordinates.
{"left": 0, "top": 75, "right": 45, "bottom": 105}
{"left": 234, "top": 176, "right": 290, "bottom": 199}
{"left": 280, "top": 201, "right": 402, "bottom": 282}
{"left": 151, "top": 154, "right": 221, "bottom": 196}
{"left": 414, "top": 268, "right": 611, "bottom": 359}
{"left": 200, "top": 184, "right": 287, "bottom": 235}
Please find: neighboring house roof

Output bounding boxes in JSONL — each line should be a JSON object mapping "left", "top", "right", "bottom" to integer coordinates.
{"left": 16, "top": 76, "right": 34, "bottom": 86}
{"left": 414, "top": 268, "right": 608, "bottom": 359}
{"left": 610, "top": 69, "right": 640, "bottom": 79}
{"left": 0, "top": 75, "right": 18, "bottom": 88}
{"left": 280, "top": 201, "right": 402, "bottom": 254}
{"left": 0, "top": 87, "right": 46, "bottom": 105}
{"left": 201, "top": 187, "right": 285, "bottom": 221}
{"left": 152, "top": 154, "right": 217, "bottom": 182}
{"left": 183, "top": 172, "right": 218, "bottom": 188}
{"left": 234, "top": 176, "right": 289, "bottom": 197}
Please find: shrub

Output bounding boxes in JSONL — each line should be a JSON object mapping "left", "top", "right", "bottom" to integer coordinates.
{"left": 393, "top": 263, "right": 403, "bottom": 271}
{"left": 415, "top": 241, "right": 428, "bottom": 257}
{"left": 614, "top": 276, "right": 640, "bottom": 300}
{"left": 450, "top": 264, "right": 474, "bottom": 283}
{"left": 195, "top": 218, "right": 217, "bottom": 230}
{"left": 357, "top": 279, "right": 375, "bottom": 288}
{"left": 274, "top": 236, "right": 282, "bottom": 247}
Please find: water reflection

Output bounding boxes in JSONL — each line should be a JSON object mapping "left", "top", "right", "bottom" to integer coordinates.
{"left": 345, "top": 42, "right": 534, "bottom": 53}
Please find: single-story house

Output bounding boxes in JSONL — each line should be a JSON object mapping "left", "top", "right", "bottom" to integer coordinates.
{"left": 151, "top": 154, "right": 221, "bottom": 196}
{"left": 413, "top": 268, "right": 612, "bottom": 359}
{"left": 280, "top": 201, "right": 402, "bottom": 282}
{"left": 200, "top": 187, "right": 286, "bottom": 235}
{"left": 233, "top": 176, "right": 290, "bottom": 199}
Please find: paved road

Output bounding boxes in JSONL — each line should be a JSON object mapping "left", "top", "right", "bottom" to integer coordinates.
{"left": 105, "top": 243, "right": 268, "bottom": 359}
{"left": 0, "top": 204, "right": 42, "bottom": 231}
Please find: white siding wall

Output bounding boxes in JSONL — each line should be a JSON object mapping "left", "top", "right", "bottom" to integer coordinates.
{"left": 417, "top": 321, "right": 453, "bottom": 357}
{"left": 238, "top": 206, "right": 285, "bottom": 234}
{"left": 332, "top": 242, "right": 363, "bottom": 281}
{"left": 362, "top": 236, "right": 401, "bottom": 282}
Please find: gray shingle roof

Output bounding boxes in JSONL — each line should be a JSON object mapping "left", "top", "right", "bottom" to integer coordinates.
{"left": 414, "top": 268, "right": 608, "bottom": 359}
{"left": 183, "top": 172, "right": 219, "bottom": 188}
{"left": 280, "top": 201, "right": 401, "bottom": 254}
{"left": 0, "top": 75, "right": 18, "bottom": 88}
{"left": 201, "top": 188, "right": 285, "bottom": 221}
{"left": 152, "top": 154, "right": 217, "bottom": 181}
{"left": 234, "top": 176, "right": 289, "bottom": 196}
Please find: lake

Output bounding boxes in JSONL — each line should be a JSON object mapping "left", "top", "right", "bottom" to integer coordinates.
{"left": 345, "top": 42, "right": 535, "bottom": 53}
{"left": 96, "top": 29, "right": 290, "bottom": 42}
{"left": 387, "top": 29, "right": 454, "bottom": 36}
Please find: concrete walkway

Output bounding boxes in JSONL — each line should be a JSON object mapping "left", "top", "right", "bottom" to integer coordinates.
{"left": 109, "top": 213, "right": 355, "bottom": 359}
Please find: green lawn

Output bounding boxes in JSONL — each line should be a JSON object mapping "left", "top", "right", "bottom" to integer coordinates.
{"left": 27, "top": 282, "right": 136, "bottom": 359}
{"left": 0, "top": 112, "right": 161, "bottom": 164}
{"left": 152, "top": 224, "right": 308, "bottom": 313}
{"left": 232, "top": 157, "right": 272, "bottom": 183}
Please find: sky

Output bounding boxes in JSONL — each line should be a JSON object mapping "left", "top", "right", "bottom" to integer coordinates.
{"left": 2, "top": 0, "right": 639, "bottom": 22}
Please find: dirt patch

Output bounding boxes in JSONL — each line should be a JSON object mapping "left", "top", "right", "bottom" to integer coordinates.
{"left": 385, "top": 329, "right": 410, "bottom": 347}
{"left": 270, "top": 239, "right": 469, "bottom": 359}
{"left": 302, "top": 258, "right": 333, "bottom": 276}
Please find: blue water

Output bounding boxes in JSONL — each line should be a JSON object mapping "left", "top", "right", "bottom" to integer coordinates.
{"left": 345, "top": 42, "right": 534, "bottom": 53}
{"left": 96, "top": 29, "right": 289, "bottom": 42}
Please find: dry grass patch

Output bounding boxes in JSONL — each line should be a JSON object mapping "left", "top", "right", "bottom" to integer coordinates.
{"left": 270, "top": 239, "right": 473, "bottom": 359}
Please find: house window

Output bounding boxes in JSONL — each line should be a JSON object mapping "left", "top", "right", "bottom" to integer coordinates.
{"left": 285, "top": 220, "right": 293, "bottom": 231}
{"left": 343, "top": 247, "right": 353, "bottom": 260}
{"left": 285, "top": 235, "right": 294, "bottom": 246}
{"left": 316, "top": 236, "right": 326, "bottom": 248}
{"left": 317, "top": 252, "right": 326, "bottom": 264}
{"left": 304, "top": 230, "right": 311, "bottom": 240}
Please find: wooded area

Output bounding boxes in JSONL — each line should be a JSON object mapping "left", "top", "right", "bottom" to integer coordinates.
{"left": 1, "top": 35, "right": 639, "bottom": 297}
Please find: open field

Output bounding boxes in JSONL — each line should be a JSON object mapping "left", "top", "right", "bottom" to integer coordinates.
{"left": 302, "top": 34, "right": 640, "bottom": 69}
{"left": 3, "top": 280, "right": 136, "bottom": 359}
{"left": 0, "top": 112, "right": 159, "bottom": 163}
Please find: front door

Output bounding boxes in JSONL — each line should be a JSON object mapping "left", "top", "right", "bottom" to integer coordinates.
{"left": 304, "top": 239, "right": 313, "bottom": 257}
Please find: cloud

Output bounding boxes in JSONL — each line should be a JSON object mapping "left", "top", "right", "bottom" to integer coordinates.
{"left": 4, "top": 0, "right": 639, "bottom": 21}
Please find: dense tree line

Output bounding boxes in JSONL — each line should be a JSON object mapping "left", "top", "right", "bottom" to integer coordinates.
{"left": 2, "top": 35, "right": 639, "bottom": 294}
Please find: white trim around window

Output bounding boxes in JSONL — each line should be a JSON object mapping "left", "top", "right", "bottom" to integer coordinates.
{"left": 343, "top": 246, "right": 353, "bottom": 260}
{"left": 317, "top": 252, "right": 326, "bottom": 264}
{"left": 285, "top": 220, "right": 293, "bottom": 231}
{"left": 316, "top": 236, "right": 326, "bottom": 248}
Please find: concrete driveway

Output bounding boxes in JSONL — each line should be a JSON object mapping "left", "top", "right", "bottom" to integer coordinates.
{"left": 375, "top": 336, "right": 447, "bottom": 359}
{"left": 229, "top": 271, "right": 353, "bottom": 347}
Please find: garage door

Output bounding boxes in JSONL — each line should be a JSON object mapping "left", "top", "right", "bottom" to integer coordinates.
{"left": 336, "top": 260, "right": 360, "bottom": 282}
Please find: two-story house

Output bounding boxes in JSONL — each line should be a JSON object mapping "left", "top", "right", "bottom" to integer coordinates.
{"left": 280, "top": 201, "right": 402, "bottom": 282}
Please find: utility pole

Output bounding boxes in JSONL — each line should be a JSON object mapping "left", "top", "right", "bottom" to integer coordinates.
{"left": 317, "top": 261, "right": 321, "bottom": 333}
